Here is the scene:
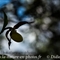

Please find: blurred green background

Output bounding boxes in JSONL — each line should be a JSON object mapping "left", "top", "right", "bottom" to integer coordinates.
{"left": 0, "top": 0, "right": 60, "bottom": 60}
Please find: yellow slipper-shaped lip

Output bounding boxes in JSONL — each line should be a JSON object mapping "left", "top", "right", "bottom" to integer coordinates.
{"left": 10, "top": 29, "right": 23, "bottom": 42}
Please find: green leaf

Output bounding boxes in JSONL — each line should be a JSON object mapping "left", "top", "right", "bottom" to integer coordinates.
{"left": 0, "top": 11, "right": 8, "bottom": 34}
{"left": 10, "top": 29, "right": 23, "bottom": 42}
